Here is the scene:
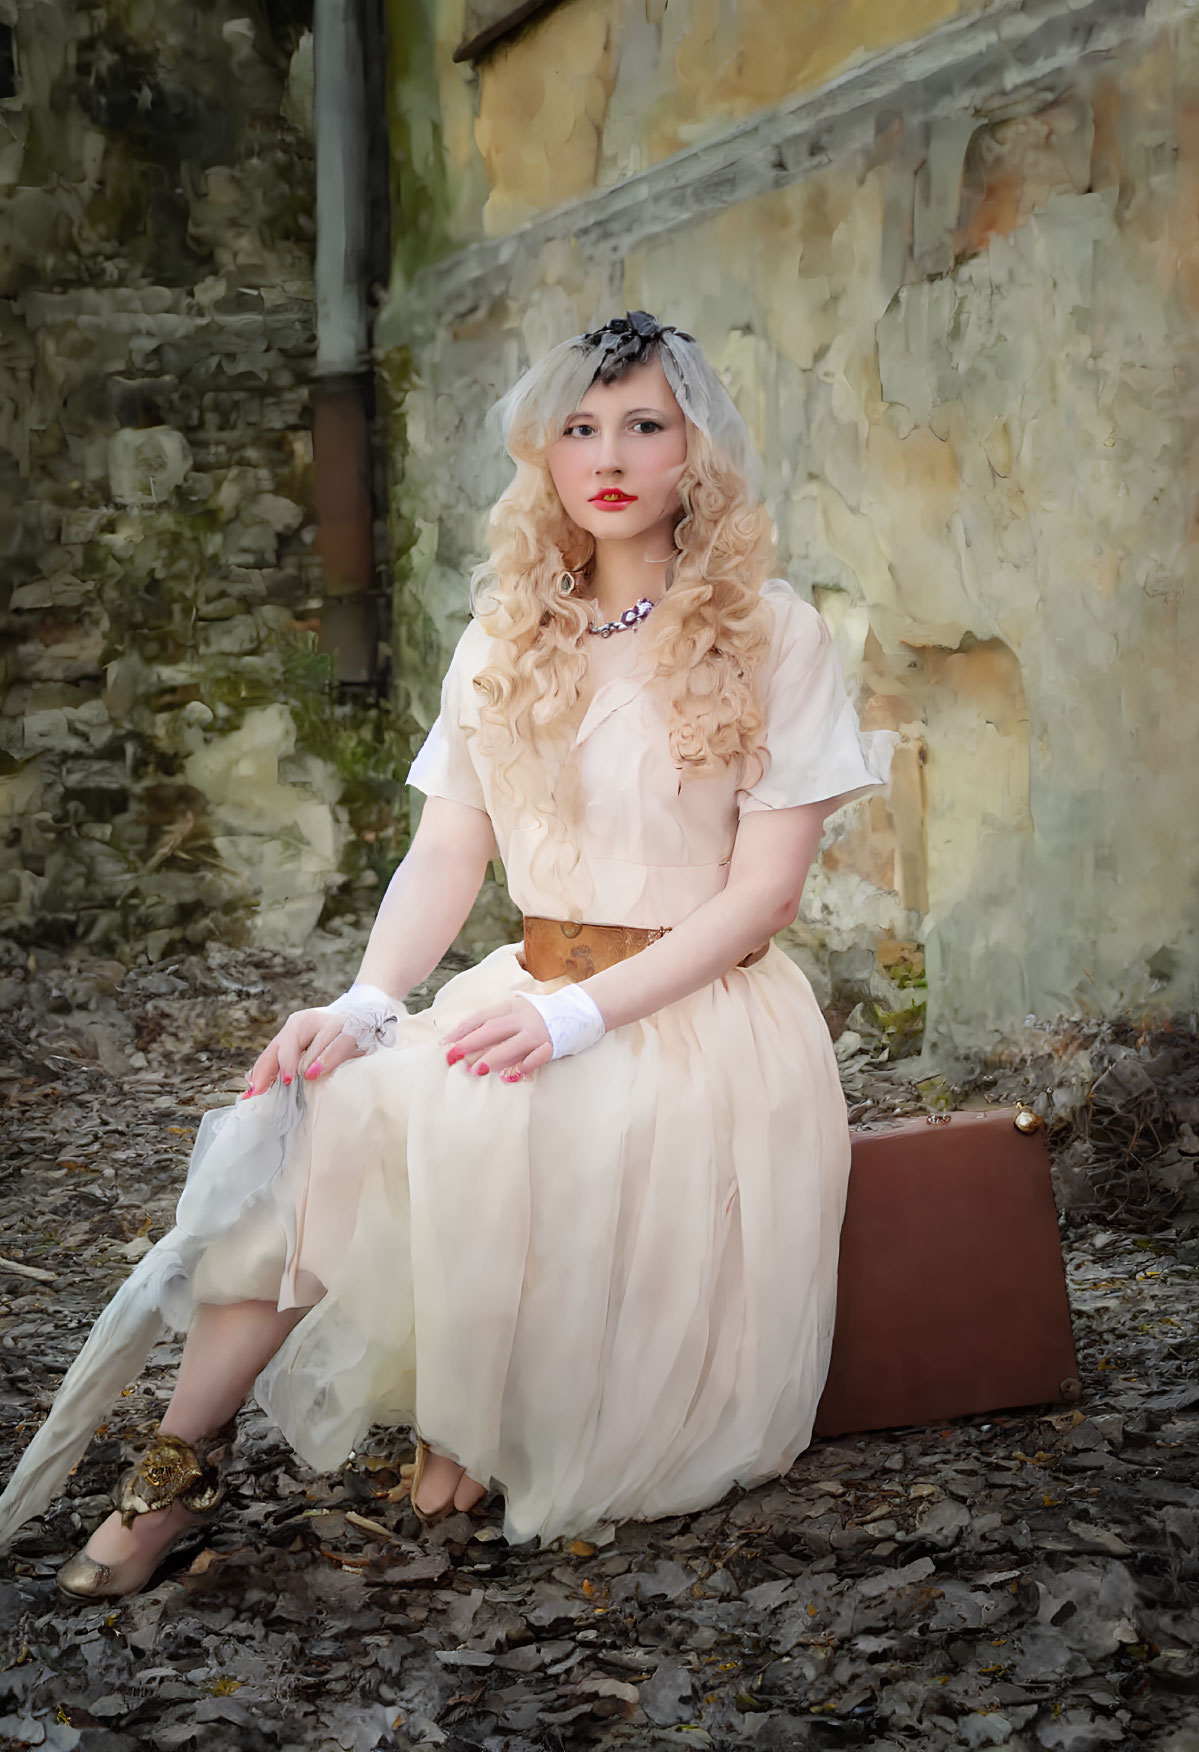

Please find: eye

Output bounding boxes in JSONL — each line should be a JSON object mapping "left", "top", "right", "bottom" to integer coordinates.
{"left": 563, "top": 421, "right": 596, "bottom": 438}
{"left": 631, "top": 420, "right": 663, "bottom": 435}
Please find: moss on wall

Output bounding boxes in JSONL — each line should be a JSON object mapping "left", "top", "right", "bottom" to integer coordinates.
{"left": 0, "top": 0, "right": 402, "bottom": 959}
{"left": 378, "top": 0, "right": 521, "bottom": 949}
{"left": 380, "top": 0, "right": 452, "bottom": 778}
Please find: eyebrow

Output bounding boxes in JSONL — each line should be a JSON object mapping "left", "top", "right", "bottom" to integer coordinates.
{"left": 565, "top": 406, "right": 672, "bottom": 421}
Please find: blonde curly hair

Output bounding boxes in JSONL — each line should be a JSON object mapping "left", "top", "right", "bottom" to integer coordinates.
{"left": 470, "top": 328, "right": 777, "bottom": 829}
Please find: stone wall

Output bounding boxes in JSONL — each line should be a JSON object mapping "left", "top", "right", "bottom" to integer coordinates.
{"left": 432, "top": 0, "right": 990, "bottom": 238}
{"left": 382, "top": 0, "right": 1199, "bottom": 1062}
{"left": 0, "top": 0, "right": 400, "bottom": 959}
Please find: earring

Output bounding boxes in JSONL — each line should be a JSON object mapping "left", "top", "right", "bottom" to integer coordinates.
{"left": 558, "top": 570, "right": 577, "bottom": 596}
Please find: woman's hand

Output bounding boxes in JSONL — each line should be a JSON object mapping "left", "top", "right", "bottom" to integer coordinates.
{"left": 441, "top": 998, "right": 553, "bottom": 1083}
{"left": 244, "top": 1008, "right": 363, "bottom": 1096}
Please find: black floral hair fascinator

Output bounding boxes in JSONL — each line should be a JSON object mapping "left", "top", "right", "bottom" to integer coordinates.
{"left": 580, "top": 310, "right": 697, "bottom": 382}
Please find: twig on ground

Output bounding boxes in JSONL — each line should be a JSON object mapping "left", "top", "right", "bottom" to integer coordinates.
{"left": 0, "top": 1254, "right": 57, "bottom": 1283}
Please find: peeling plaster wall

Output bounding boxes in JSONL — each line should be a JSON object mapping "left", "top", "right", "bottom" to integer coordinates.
{"left": 434, "top": 0, "right": 988, "bottom": 237}
{"left": 385, "top": 0, "right": 1199, "bottom": 1058}
{"left": 0, "top": 0, "right": 397, "bottom": 956}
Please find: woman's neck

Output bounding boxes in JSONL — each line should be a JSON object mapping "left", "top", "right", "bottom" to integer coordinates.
{"left": 586, "top": 531, "right": 675, "bottom": 622}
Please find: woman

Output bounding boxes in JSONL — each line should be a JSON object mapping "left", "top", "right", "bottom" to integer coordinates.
{"left": 0, "top": 312, "right": 892, "bottom": 1599}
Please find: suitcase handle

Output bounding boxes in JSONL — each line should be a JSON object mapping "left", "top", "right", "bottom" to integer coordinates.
{"left": 919, "top": 1107, "right": 1045, "bottom": 1133}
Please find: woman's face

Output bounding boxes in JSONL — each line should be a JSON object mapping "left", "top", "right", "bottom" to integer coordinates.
{"left": 547, "top": 357, "right": 689, "bottom": 550}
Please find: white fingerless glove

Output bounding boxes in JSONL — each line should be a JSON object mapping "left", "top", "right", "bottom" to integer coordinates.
{"left": 325, "top": 982, "right": 407, "bottom": 1053}
{"left": 517, "top": 986, "right": 606, "bottom": 1060}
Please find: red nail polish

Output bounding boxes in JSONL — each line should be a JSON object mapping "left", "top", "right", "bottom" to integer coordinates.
{"left": 282, "top": 1073, "right": 292, "bottom": 1085}
{"left": 445, "top": 1045, "right": 464, "bottom": 1066}
{"left": 475, "top": 1062, "right": 490, "bottom": 1076}
{"left": 304, "top": 1063, "right": 322, "bottom": 1080}
{"left": 240, "top": 1090, "right": 252, "bottom": 1100}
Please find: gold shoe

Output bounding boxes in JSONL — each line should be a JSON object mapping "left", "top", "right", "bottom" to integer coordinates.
{"left": 56, "top": 1522, "right": 202, "bottom": 1601}
{"left": 408, "top": 1439, "right": 460, "bottom": 1528}
{"left": 56, "top": 1424, "right": 230, "bottom": 1602}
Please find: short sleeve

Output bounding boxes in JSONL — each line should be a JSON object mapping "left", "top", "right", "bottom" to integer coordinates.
{"left": 406, "top": 622, "right": 490, "bottom": 815}
{"left": 738, "top": 582, "right": 895, "bottom": 818}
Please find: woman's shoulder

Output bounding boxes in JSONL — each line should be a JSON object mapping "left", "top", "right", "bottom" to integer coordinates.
{"left": 757, "top": 578, "right": 831, "bottom": 655}
{"left": 447, "top": 613, "right": 500, "bottom": 679}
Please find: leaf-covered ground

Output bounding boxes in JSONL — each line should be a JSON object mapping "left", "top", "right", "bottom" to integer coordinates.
{"left": 0, "top": 936, "right": 1196, "bottom": 1752}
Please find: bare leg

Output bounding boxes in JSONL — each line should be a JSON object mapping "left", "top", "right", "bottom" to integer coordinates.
{"left": 80, "top": 1298, "right": 309, "bottom": 1569}
{"left": 159, "top": 1299, "right": 309, "bottom": 1441}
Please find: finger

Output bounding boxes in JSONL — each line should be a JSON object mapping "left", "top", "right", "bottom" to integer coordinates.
{"left": 462, "top": 1028, "right": 529, "bottom": 1071}
{"left": 464, "top": 1029, "right": 550, "bottom": 1077}
{"left": 249, "top": 1016, "right": 310, "bottom": 1096}
{"left": 441, "top": 1005, "right": 506, "bottom": 1047}
{"left": 303, "top": 1032, "right": 361, "bottom": 1083}
{"left": 468, "top": 1035, "right": 525, "bottom": 1075}
{"left": 499, "top": 1040, "right": 554, "bottom": 1084}
{"left": 457, "top": 1000, "right": 554, "bottom": 1071}
{"left": 275, "top": 1013, "right": 320, "bottom": 1083}
{"left": 246, "top": 1037, "right": 281, "bottom": 1097}
{"left": 247, "top": 1023, "right": 305, "bottom": 1093}
{"left": 447, "top": 1017, "right": 521, "bottom": 1068}
{"left": 299, "top": 1019, "right": 348, "bottom": 1080}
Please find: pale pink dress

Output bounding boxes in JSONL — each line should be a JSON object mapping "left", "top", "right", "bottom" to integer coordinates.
{"left": 0, "top": 580, "right": 892, "bottom": 1553}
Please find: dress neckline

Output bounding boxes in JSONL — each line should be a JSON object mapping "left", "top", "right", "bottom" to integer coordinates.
{"left": 574, "top": 616, "right": 663, "bottom": 747}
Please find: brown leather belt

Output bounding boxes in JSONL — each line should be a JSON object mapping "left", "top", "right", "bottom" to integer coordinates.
{"left": 522, "top": 915, "right": 771, "bottom": 983}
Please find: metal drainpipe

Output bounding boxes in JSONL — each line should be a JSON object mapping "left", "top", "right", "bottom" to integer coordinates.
{"left": 312, "top": 0, "right": 376, "bottom": 683}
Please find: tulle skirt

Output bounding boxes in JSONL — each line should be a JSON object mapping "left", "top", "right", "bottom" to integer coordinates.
{"left": 0, "top": 943, "right": 851, "bottom": 1550}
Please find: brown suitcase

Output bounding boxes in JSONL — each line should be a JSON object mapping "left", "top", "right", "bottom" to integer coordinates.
{"left": 813, "top": 1106, "right": 1081, "bottom": 1437}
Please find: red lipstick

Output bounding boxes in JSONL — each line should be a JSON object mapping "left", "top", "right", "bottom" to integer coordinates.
{"left": 589, "top": 489, "right": 638, "bottom": 506}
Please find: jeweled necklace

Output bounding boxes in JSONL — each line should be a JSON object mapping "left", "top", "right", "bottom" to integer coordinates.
{"left": 587, "top": 597, "right": 656, "bottom": 639}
